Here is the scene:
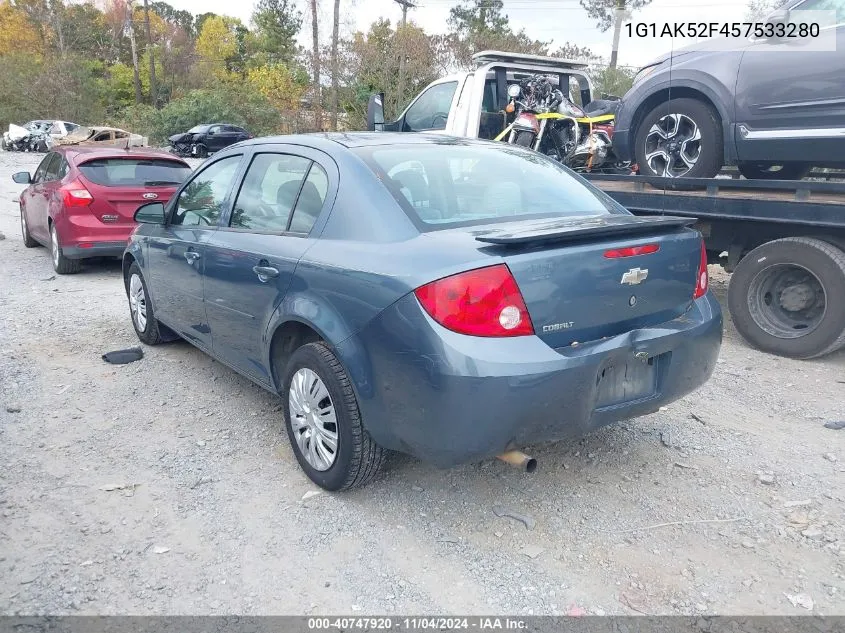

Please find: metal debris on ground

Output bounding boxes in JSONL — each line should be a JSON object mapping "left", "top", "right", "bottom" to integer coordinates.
{"left": 102, "top": 347, "right": 144, "bottom": 365}
{"left": 823, "top": 420, "right": 845, "bottom": 430}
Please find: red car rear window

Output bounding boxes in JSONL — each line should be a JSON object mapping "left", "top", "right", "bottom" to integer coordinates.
{"left": 78, "top": 158, "right": 191, "bottom": 187}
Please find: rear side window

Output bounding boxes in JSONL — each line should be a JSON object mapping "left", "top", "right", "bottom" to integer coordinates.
{"left": 79, "top": 158, "right": 192, "bottom": 187}
{"left": 231, "top": 153, "right": 312, "bottom": 232}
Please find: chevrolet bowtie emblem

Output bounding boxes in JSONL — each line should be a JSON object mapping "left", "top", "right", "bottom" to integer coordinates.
{"left": 621, "top": 268, "right": 648, "bottom": 285}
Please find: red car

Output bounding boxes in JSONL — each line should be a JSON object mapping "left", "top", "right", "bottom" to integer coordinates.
{"left": 13, "top": 147, "right": 192, "bottom": 274}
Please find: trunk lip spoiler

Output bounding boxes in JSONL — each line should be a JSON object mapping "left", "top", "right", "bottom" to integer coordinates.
{"left": 474, "top": 215, "right": 696, "bottom": 245}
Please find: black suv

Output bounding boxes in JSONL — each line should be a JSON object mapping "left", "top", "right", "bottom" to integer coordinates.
{"left": 613, "top": 0, "right": 845, "bottom": 179}
{"left": 168, "top": 123, "right": 251, "bottom": 158}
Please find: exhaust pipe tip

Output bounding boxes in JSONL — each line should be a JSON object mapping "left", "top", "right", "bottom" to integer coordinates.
{"left": 497, "top": 450, "right": 538, "bottom": 473}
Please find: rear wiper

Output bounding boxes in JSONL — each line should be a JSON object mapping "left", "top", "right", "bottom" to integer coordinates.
{"left": 144, "top": 180, "right": 181, "bottom": 186}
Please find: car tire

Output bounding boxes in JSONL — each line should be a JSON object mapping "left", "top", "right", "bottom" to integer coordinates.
{"left": 727, "top": 237, "right": 845, "bottom": 359}
{"left": 281, "top": 342, "right": 386, "bottom": 491}
{"left": 514, "top": 131, "right": 534, "bottom": 147}
{"left": 125, "top": 262, "right": 168, "bottom": 345}
{"left": 50, "top": 223, "right": 81, "bottom": 274}
{"left": 194, "top": 143, "right": 208, "bottom": 158}
{"left": 737, "top": 162, "right": 812, "bottom": 181}
{"left": 635, "top": 98, "right": 722, "bottom": 179}
{"left": 20, "top": 208, "right": 38, "bottom": 248}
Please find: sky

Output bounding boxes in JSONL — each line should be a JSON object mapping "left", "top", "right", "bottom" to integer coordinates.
{"left": 163, "top": 0, "right": 756, "bottom": 68}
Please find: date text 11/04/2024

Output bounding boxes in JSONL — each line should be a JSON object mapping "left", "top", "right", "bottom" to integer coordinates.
{"left": 307, "top": 617, "right": 527, "bottom": 630}
{"left": 625, "top": 22, "right": 821, "bottom": 39}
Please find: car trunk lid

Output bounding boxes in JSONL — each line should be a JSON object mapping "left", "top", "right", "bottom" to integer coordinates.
{"left": 472, "top": 214, "right": 701, "bottom": 348}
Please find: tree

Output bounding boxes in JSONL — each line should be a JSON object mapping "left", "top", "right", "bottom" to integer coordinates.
{"left": 330, "top": 0, "right": 340, "bottom": 130}
{"left": 440, "top": 0, "right": 588, "bottom": 71}
{"left": 151, "top": 1, "right": 193, "bottom": 37}
{"left": 195, "top": 14, "right": 240, "bottom": 81}
{"left": 309, "top": 0, "right": 321, "bottom": 130}
{"left": 448, "top": 0, "right": 510, "bottom": 38}
{"left": 579, "top": 0, "right": 653, "bottom": 69}
{"left": 247, "top": 63, "right": 306, "bottom": 113}
{"left": 251, "top": 0, "right": 301, "bottom": 64}
{"left": 0, "top": 1, "right": 42, "bottom": 57}
{"left": 745, "top": 0, "right": 788, "bottom": 20}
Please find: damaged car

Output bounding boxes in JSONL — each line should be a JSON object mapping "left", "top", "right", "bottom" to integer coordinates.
{"left": 51, "top": 126, "right": 148, "bottom": 149}
{"left": 2, "top": 120, "right": 79, "bottom": 152}
{"left": 168, "top": 123, "right": 251, "bottom": 158}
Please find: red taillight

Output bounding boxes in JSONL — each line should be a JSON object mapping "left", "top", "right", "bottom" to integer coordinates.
{"left": 693, "top": 240, "right": 709, "bottom": 299}
{"left": 414, "top": 264, "right": 534, "bottom": 337}
{"left": 604, "top": 243, "right": 659, "bottom": 258}
{"left": 61, "top": 180, "right": 93, "bottom": 207}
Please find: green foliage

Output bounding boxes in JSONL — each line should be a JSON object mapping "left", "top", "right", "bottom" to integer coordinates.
{"left": 151, "top": 1, "right": 194, "bottom": 37}
{"left": 590, "top": 64, "right": 636, "bottom": 98}
{"left": 251, "top": 0, "right": 301, "bottom": 64}
{"left": 111, "top": 88, "right": 282, "bottom": 143}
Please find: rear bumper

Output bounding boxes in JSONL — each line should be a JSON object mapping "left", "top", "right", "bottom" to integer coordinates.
{"left": 62, "top": 241, "right": 126, "bottom": 259}
{"left": 337, "top": 292, "right": 722, "bottom": 467}
{"left": 55, "top": 213, "right": 133, "bottom": 259}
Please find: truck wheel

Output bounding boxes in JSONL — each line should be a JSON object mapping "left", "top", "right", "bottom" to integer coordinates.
{"left": 728, "top": 237, "right": 845, "bottom": 359}
{"left": 737, "top": 163, "right": 811, "bottom": 181}
{"left": 635, "top": 98, "right": 722, "bottom": 179}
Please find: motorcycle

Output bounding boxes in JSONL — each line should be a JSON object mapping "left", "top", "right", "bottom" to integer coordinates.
{"left": 495, "top": 73, "right": 628, "bottom": 173}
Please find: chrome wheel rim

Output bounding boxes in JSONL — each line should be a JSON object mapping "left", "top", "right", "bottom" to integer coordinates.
{"left": 129, "top": 273, "right": 148, "bottom": 332}
{"left": 288, "top": 368, "right": 338, "bottom": 471}
{"left": 50, "top": 226, "right": 59, "bottom": 268}
{"left": 747, "top": 264, "right": 826, "bottom": 339}
{"left": 644, "top": 113, "right": 702, "bottom": 177}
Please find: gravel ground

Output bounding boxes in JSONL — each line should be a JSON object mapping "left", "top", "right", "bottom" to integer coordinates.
{"left": 0, "top": 150, "right": 843, "bottom": 617}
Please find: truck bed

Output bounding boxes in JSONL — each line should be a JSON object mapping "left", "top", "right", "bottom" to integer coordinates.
{"left": 583, "top": 174, "right": 845, "bottom": 230}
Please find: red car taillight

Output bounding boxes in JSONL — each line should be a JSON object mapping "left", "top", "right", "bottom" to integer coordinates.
{"left": 693, "top": 240, "right": 709, "bottom": 299}
{"left": 414, "top": 264, "right": 534, "bottom": 337}
{"left": 61, "top": 180, "right": 93, "bottom": 207}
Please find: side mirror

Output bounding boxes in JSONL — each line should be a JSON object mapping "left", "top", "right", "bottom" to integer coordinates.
{"left": 12, "top": 172, "right": 31, "bottom": 184}
{"left": 207, "top": 128, "right": 215, "bottom": 135}
{"left": 765, "top": 8, "right": 790, "bottom": 27}
{"left": 367, "top": 93, "right": 385, "bottom": 132}
{"left": 134, "top": 201, "right": 166, "bottom": 224}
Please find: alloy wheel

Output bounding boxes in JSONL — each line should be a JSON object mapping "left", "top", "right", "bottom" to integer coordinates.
{"left": 129, "top": 274, "right": 148, "bottom": 332}
{"left": 644, "top": 113, "right": 702, "bottom": 177}
{"left": 288, "top": 368, "right": 339, "bottom": 471}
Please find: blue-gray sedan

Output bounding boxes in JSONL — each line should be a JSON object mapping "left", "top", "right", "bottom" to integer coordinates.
{"left": 123, "top": 133, "right": 722, "bottom": 490}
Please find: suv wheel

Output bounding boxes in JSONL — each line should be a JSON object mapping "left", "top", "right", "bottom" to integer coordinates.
{"left": 635, "top": 98, "right": 722, "bottom": 178}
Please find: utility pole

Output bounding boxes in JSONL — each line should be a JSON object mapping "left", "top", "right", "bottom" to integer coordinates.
{"left": 394, "top": 0, "right": 415, "bottom": 114}
{"left": 143, "top": 0, "right": 158, "bottom": 107}
{"left": 609, "top": 0, "right": 627, "bottom": 70}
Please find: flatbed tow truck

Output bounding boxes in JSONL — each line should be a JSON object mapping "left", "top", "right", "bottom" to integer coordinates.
{"left": 366, "top": 51, "right": 845, "bottom": 359}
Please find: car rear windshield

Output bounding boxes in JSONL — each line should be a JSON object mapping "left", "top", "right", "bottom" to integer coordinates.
{"left": 354, "top": 143, "right": 624, "bottom": 229}
{"left": 78, "top": 158, "right": 192, "bottom": 187}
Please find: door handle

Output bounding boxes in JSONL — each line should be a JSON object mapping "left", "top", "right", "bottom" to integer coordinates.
{"left": 184, "top": 251, "right": 201, "bottom": 263}
{"left": 253, "top": 265, "right": 279, "bottom": 282}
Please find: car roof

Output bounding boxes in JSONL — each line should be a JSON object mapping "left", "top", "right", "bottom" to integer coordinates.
{"left": 55, "top": 146, "right": 189, "bottom": 163}
{"left": 242, "top": 132, "right": 495, "bottom": 150}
